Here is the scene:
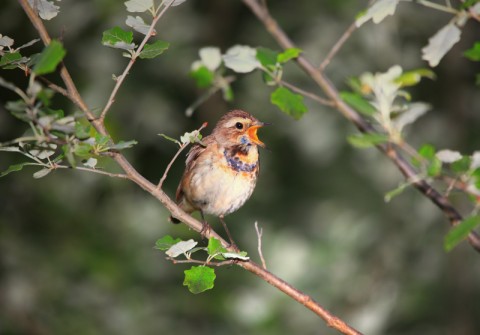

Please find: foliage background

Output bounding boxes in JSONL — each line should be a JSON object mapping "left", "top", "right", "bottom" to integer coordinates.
{"left": 1, "top": 1, "right": 480, "bottom": 334}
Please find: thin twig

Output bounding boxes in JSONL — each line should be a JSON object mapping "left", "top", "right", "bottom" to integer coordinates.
{"left": 168, "top": 258, "right": 236, "bottom": 267}
{"left": 280, "top": 80, "right": 334, "bottom": 106}
{"left": 254, "top": 221, "right": 267, "bottom": 269}
{"left": 416, "top": 0, "right": 458, "bottom": 14}
{"left": 99, "top": 2, "right": 173, "bottom": 121}
{"left": 319, "top": 22, "right": 357, "bottom": 71}
{"left": 54, "top": 164, "right": 130, "bottom": 179}
{"left": 157, "top": 122, "right": 208, "bottom": 190}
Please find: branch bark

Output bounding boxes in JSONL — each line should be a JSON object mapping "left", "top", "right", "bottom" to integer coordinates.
{"left": 241, "top": 0, "right": 480, "bottom": 253}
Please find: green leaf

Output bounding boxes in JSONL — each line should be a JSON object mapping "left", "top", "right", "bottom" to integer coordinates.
{"left": 207, "top": 238, "right": 227, "bottom": 259}
{"left": 62, "top": 144, "right": 76, "bottom": 168}
{"left": 190, "top": 65, "right": 215, "bottom": 88}
{"left": 464, "top": 42, "right": 480, "bottom": 61}
{"left": 451, "top": 156, "right": 471, "bottom": 174}
{"left": 0, "top": 52, "right": 23, "bottom": 69}
{"left": 340, "top": 91, "right": 376, "bottom": 116}
{"left": 139, "top": 40, "right": 170, "bottom": 59}
{"left": 444, "top": 216, "right": 480, "bottom": 251}
{"left": 155, "top": 235, "right": 182, "bottom": 251}
{"left": 108, "top": 140, "right": 138, "bottom": 150}
{"left": 426, "top": 157, "right": 442, "bottom": 177}
{"left": 33, "top": 40, "right": 66, "bottom": 75}
{"left": 418, "top": 144, "right": 436, "bottom": 160}
{"left": 270, "top": 87, "right": 307, "bottom": 120}
{"left": 75, "top": 122, "right": 91, "bottom": 140}
{"left": 256, "top": 47, "right": 278, "bottom": 68}
{"left": 101, "top": 27, "right": 134, "bottom": 50}
{"left": 183, "top": 266, "right": 216, "bottom": 294}
{"left": 180, "top": 130, "right": 203, "bottom": 144}
{"left": 74, "top": 142, "right": 93, "bottom": 157}
{"left": 0, "top": 163, "right": 31, "bottom": 177}
{"left": 221, "top": 83, "right": 234, "bottom": 101}
{"left": 347, "top": 133, "right": 389, "bottom": 148}
{"left": 394, "top": 68, "right": 436, "bottom": 87}
{"left": 277, "top": 48, "right": 302, "bottom": 63}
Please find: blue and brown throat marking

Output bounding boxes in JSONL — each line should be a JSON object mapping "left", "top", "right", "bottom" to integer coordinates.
{"left": 224, "top": 147, "right": 257, "bottom": 173}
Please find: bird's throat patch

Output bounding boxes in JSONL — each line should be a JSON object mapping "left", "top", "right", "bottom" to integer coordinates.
{"left": 223, "top": 149, "right": 257, "bottom": 172}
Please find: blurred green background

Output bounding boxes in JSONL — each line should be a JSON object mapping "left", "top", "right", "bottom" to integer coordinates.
{"left": 1, "top": 1, "right": 480, "bottom": 334}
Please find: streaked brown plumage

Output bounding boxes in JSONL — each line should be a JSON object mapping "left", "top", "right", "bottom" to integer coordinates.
{"left": 170, "top": 110, "right": 267, "bottom": 245}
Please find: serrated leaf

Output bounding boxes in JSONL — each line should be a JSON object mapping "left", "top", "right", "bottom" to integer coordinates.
{"left": 125, "top": 0, "right": 153, "bottom": 13}
{"left": 108, "top": 140, "right": 138, "bottom": 150}
{"left": 347, "top": 133, "right": 389, "bottom": 148}
{"left": 340, "top": 91, "right": 376, "bottom": 116}
{"left": 277, "top": 48, "right": 302, "bottom": 63}
{"left": 28, "top": 0, "right": 60, "bottom": 20}
{"left": 223, "top": 45, "right": 260, "bottom": 73}
{"left": 356, "top": 0, "right": 400, "bottom": 27}
{"left": 33, "top": 168, "right": 51, "bottom": 179}
{"left": 445, "top": 216, "right": 480, "bottom": 251}
{"left": 102, "top": 27, "right": 135, "bottom": 50}
{"left": 464, "top": 42, "right": 480, "bottom": 61}
{"left": 199, "top": 47, "right": 222, "bottom": 71}
{"left": 33, "top": 40, "right": 66, "bottom": 75}
{"left": 166, "top": 239, "right": 197, "bottom": 257}
{"left": 256, "top": 47, "right": 278, "bottom": 68}
{"left": 155, "top": 235, "right": 182, "bottom": 250}
{"left": 183, "top": 266, "right": 215, "bottom": 294}
{"left": 270, "top": 87, "right": 307, "bottom": 120}
{"left": 139, "top": 40, "right": 170, "bottom": 59}
{"left": 190, "top": 65, "right": 215, "bottom": 88}
{"left": 126, "top": 15, "right": 154, "bottom": 35}
{"left": 436, "top": 150, "right": 462, "bottom": 163}
{"left": 422, "top": 23, "right": 461, "bottom": 67}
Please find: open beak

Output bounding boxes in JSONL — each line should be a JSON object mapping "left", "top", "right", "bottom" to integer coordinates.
{"left": 247, "top": 122, "right": 269, "bottom": 148}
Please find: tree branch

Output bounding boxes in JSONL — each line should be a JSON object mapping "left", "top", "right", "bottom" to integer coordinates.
{"left": 99, "top": 2, "right": 173, "bottom": 122}
{"left": 319, "top": 21, "right": 357, "bottom": 71}
{"left": 241, "top": 0, "right": 480, "bottom": 253}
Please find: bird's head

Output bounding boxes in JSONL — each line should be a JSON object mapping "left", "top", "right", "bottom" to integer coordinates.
{"left": 213, "top": 110, "right": 268, "bottom": 148}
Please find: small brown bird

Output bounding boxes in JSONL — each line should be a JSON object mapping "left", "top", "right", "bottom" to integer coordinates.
{"left": 171, "top": 109, "right": 267, "bottom": 246}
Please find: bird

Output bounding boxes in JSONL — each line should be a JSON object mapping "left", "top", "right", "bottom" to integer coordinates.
{"left": 170, "top": 109, "right": 268, "bottom": 248}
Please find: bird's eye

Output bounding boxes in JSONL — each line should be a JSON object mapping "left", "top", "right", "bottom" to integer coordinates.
{"left": 235, "top": 122, "right": 243, "bottom": 130}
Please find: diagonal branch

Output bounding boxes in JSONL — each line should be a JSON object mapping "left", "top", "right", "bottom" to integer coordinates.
{"left": 241, "top": 0, "right": 480, "bottom": 253}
